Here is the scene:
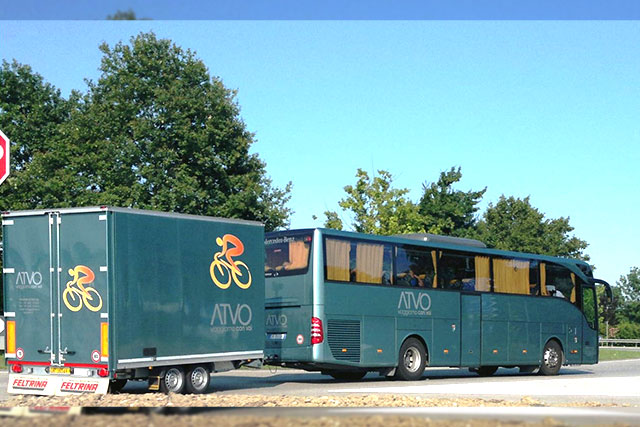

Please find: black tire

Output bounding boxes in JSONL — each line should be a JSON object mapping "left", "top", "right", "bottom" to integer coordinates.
{"left": 540, "top": 340, "right": 563, "bottom": 376}
{"left": 326, "top": 370, "right": 367, "bottom": 381}
{"left": 159, "top": 367, "right": 186, "bottom": 394}
{"left": 108, "top": 379, "right": 127, "bottom": 394}
{"left": 185, "top": 365, "right": 211, "bottom": 394}
{"left": 476, "top": 366, "right": 498, "bottom": 377}
{"left": 394, "top": 338, "right": 427, "bottom": 381}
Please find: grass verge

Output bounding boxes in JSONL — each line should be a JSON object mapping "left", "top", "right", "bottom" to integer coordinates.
{"left": 599, "top": 347, "right": 640, "bottom": 361}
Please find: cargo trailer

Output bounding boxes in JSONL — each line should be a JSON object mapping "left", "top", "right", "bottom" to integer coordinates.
{"left": 2, "top": 207, "right": 264, "bottom": 395}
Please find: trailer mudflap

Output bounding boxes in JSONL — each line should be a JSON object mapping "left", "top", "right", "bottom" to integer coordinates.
{"left": 8, "top": 374, "right": 109, "bottom": 396}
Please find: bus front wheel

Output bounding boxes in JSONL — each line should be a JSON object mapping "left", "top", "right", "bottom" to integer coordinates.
{"left": 394, "top": 338, "right": 426, "bottom": 381}
{"left": 540, "top": 340, "right": 563, "bottom": 376}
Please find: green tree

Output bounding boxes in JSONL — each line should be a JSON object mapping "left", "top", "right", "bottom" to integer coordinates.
{"left": 58, "top": 32, "right": 291, "bottom": 230}
{"left": 475, "top": 196, "right": 589, "bottom": 260}
{"left": 615, "top": 267, "right": 640, "bottom": 327}
{"left": 617, "top": 267, "right": 640, "bottom": 303}
{"left": 417, "top": 166, "right": 486, "bottom": 237}
{"left": 0, "top": 60, "right": 77, "bottom": 209}
{"left": 107, "top": 9, "right": 139, "bottom": 20}
{"left": 324, "top": 169, "right": 422, "bottom": 235}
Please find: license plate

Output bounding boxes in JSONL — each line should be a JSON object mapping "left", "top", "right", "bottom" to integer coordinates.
{"left": 50, "top": 367, "right": 71, "bottom": 375}
{"left": 268, "top": 333, "right": 286, "bottom": 340}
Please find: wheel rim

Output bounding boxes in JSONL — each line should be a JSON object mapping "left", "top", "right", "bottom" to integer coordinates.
{"left": 403, "top": 346, "right": 422, "bottom": 373}
{"left": 544, "top": 346, "right": 559, "bottom": 369}
{"left": 190, "top": 367, "right": 208, "bottom": 390}
{"left": 165, "top": 368, "right": 183, "bottom": 391}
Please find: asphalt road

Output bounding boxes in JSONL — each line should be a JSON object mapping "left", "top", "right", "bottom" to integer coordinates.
{"left": 1, "top": 359, "right": 639, "bottom": 406}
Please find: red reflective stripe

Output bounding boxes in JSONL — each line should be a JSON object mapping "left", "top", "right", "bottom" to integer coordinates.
{"left": 7, "top": 361, "right": 51, "bottom": 366}
{"left": 64, "top": 363, "right": 108, "bottom": 369}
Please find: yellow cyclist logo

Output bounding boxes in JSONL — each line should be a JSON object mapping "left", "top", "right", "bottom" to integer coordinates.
{"left": 209, "top": 234, "right": 252, "bottom": 290}
{"left": 63, "top": 265, "right": 103, "bottom": 312}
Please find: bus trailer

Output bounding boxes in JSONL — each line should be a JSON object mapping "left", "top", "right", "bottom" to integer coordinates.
{"left": 2, "top": 207, "right": 264, "bottom": 395}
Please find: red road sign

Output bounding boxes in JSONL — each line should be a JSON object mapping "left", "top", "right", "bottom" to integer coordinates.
{"left": 0, "top": 130, "right": 9, "bottom": 185}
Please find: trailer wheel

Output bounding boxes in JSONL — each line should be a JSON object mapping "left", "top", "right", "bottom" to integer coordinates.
{"left": 394, "top": 337, "right": 426, "bottom": 381}
{"left": 186, "top": 365, "right": 210, "bottom": 394}
{"left": 160, "top": 367, "right": 186, "bottom": 394}
{"left": 540, "top": 340, "right": 563, "bottom": 376}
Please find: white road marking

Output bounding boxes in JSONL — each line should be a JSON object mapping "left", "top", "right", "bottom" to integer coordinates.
{"left": 331, "top": 375, "right": 640, "bottom": 397}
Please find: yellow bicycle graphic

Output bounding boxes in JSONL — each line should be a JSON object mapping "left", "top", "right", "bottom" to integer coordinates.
{"left": 209, "top": 234, "right": 252, "bottom": 290}
{"left": 63, "top": 265, "right": 103, "bottom": 312}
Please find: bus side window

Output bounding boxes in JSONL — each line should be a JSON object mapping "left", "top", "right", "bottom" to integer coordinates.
{"left": 545, "top": 263, "right": 576, "bottom": 304}
{"left": 475, "top": 256, "right": 491, "bottom": 292}
{"left": 529, "top": 260, "right": 540, "bottom": 295}
{"left": 493, "top": 258, "right": 529, "bottom": 295}
{"left": 439, "top": 251, "right": 476, "bottom": 291}
{"left": 353, "top": 241, "right": 391, "bottom": 285}
{"left": 395, "top": 246, "right": 435, "bottom": 288}
{"left": 325, "top": 238, "right": 351, "bottom": 282}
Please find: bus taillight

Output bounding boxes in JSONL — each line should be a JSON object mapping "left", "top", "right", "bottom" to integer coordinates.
{"left": 311, "top": 317, "right": 323, "bottom": 345}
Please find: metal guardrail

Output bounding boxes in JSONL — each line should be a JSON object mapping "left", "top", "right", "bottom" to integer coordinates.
{"left": 599, "top": 338, "right": 640, "bottom": 347}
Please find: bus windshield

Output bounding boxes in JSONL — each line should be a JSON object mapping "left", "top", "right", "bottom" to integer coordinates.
{"left": 265, "top": 233, "right": 312, "bottom": 277}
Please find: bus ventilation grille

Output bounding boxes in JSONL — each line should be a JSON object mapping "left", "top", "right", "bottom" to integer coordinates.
{"left": 327, "top": 320, "right": 361, "bottom": 362}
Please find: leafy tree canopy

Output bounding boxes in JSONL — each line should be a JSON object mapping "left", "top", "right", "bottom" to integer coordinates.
{"left": 475, "top": 195, "right": 589, "bottom": 260}
{"left": 617, "top": 267, "right": 640, "bottom": 303}
{"left": 324, "top": 168, "right": 422, "bottom": 235}
{"left": 0, "top": 32, "right": 291, "bottom": 231}
{"left": 418, "top": 166, "right": 486, "bottom": 237}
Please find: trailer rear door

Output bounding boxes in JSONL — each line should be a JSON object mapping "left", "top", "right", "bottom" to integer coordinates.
{"left": 56, "top": 210, "right": 109, "bottom": 370}
{"left": 3, "top": 213, "right": 52, "bottom": 365}
{"left": 4, "top": 209, "right": 110, "bottom": 395}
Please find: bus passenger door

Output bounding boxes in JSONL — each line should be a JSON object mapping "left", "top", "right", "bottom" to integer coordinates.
{"left": 461, "top": 294, "right": 481, "bottom": 366}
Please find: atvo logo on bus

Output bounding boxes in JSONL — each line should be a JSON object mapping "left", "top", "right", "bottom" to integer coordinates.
{"left": 397, "top": 291, "right": 432, "bottom": 316}
{"left": 209, "top": 234, "right": 252, "bottom": 290}
{"left": 63, "top": 266, "right": 103, "bottom": 312}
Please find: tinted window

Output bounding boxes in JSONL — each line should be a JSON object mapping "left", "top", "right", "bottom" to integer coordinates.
{"left": 396, "top": 246, "right": 435, "bottom": 288}
{"left": 324, "top": 237, "right": 392, "bottom": 285}
{"left": 265, "top": 234, "right": 312, "bottom": 277}
{"left": 545, "top": 263, "right": 576, "bottom": 304}
{"left": 493, "top": 258, "right": 536, "bottom": 295}
{"left": 438, "top": 251, "right": 476, "bottom": 290}
{"left": 582, "top": 286, "right": 596, "bottom": 329}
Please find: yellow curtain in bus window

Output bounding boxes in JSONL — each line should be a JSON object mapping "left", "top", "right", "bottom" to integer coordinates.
{"left": 540, "top": 263, "right": 548, "bottom": 295}
{"left": 474, "top": 256, "right": 491, "bottom": 291}
{"left": 286, "top": 240, "right": 310, "bottom": 270}
{"left": 355, "top": 242, "right": 384, "bottom": 284}
{"left": 493, "top": 258, "right": 529, "bottom": 294}
{"left": 326, "top": 239, "right": 350, "bottom": 281}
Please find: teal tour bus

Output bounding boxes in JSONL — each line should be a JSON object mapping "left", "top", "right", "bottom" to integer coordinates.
{"left": 264, "top": 228, "right": 612, "bottom": 380}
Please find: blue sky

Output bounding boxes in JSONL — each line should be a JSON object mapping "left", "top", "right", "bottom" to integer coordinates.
{"left": 1, "top": 21, "right": 639, "bottom": 287}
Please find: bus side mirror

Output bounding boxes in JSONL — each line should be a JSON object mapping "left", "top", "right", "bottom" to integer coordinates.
{"left": 592, "top": 278, "right": 613, "bottom": 301}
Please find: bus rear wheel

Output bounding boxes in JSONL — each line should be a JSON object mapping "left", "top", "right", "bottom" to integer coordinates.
{"left": 540, "top": 340, "right": 563, "bottom": 376}
{"left": 394, "top": 338, "right": 426, "bottom": 381}
{"left": 326, "top": 370, "right": 367, "bottom": 381}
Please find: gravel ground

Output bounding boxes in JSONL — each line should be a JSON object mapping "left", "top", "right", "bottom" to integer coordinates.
{"left": 0, "top": 414, "right": 589, "bottom": 427}
{"left": 0, "top": 393, "right": 629, "bottom": 408}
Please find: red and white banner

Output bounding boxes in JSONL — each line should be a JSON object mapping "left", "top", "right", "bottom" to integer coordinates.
{"left": 8, "top": 374, "right": 109, "bottom": 396}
